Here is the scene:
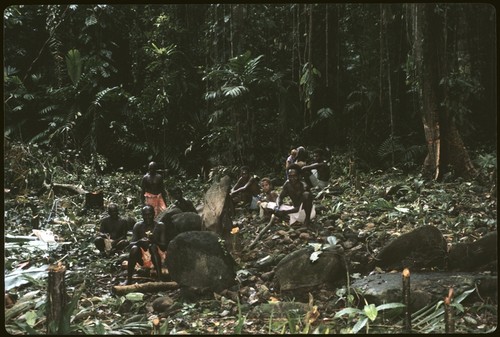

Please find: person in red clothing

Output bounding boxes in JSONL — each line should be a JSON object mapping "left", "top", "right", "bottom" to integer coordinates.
{"left": 141, "top": 161, "right": 168, "bottom": 217}
{"left": 124, "top": 205, "right": 167, "bottom": 285}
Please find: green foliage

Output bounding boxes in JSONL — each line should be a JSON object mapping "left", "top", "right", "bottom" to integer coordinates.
{"left": 233, "top": 296, "right": 246, "bottom": 334}
{"left": 300, "top": 62, "right": 321, "bottom": 111}
{"left": 334, "top": 300, "right": 405, "bottom": 333}
{"left": 65, "top": 49, "right": 82, "bottom": 85}
{"left": 3, "top": 4, "right": 496, "bottom": 173}
{"left": 378, "top": 136, "right": 427, "bottom": 168}
{"left": 202, "top": 51, "right": 279, "bottom": 165}
{"left": 474, "top": 153, "right": 496, "bottom": 172}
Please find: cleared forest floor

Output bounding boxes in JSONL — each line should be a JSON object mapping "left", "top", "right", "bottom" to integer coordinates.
{"left": 4, "top": 145, "right": 497, "bottom": 334}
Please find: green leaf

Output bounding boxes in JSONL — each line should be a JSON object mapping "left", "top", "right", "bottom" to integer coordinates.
{"left": 352, "top": 317, "right": 369, "bottom": 334}
{"left": 334, "top": 307, "right": 363, "bottom": 318}
{"left": 376, "top": 302, "right": 406, "bottom": 311}
{"left": 454, "top": 288, "right": 475, "bottom": 303}
{"left": 24, "top": 310, "right": 38, "bottom": 327}
{"left": 65, "top": 49, "right": 82, "bottom": 85}
{"left": 364, "top": 303, "right": 378, "bottom": 321}
{"left": 125, "top": 292, "right": 145, "bottom": 302}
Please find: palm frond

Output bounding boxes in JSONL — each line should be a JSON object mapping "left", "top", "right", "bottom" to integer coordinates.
{"left": 222, "top": 85, "right": 248, "bottom": 98}
{"left": 65, "top": 49, "right": 82, "bottom": 85}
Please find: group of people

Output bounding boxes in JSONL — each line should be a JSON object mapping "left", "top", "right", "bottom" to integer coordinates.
{"left": 95, "top": 146, "right": 330, "bottom": 284}
{"left": 230, "top": 146, "right": 330, "bottom": 226}
{"left": 94, "top": 161, "right": 196, "bottom": 284}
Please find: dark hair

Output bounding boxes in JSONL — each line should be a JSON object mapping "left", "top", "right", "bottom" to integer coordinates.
{"left": 168, "top": 186, "right": 182, "bottom": 198}
{"left": 148, "top": 161, "right": 157, "bottom": 171}
{"left": 240, "top": 166, "right": 250, "bottom": 173}
{"left": 313, "top": 148, "right": 324, "bottom": 157}
{"left": 261, "top": 177, "right": 273, "bottom": 187}
{"left": 108, "top": 203, "right": 119, "bottom": 213}
{"left": 296, "top": 146, "right": 308, "bottom": 161}
{"left": 287, "top": 163, "right": 302, "bottom": 175}
{"left": 142, "top": 204, "right": 154, "bottom": 214}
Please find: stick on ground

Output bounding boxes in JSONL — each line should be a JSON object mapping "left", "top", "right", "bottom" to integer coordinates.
{"left": 112, "top": 281, "right": 179, "bottom": 296}
{"left": 248, "top": 214, "right": 275, "bottom": 250}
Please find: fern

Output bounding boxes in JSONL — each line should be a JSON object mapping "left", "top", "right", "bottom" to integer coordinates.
{"left": 92, "top": 86, "right": 120, "bottom": 106}
{"left": 401, "top": 144, "right": 426, "bottom": 165}
{"left": 39, "top": 105, "right": 58, "bottom": 115}
{"left": 378, "top": 136, "right": 405, "bottom": 159}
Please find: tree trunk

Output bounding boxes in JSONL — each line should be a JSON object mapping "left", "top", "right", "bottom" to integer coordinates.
{"left": 413, "top": 4, "right": 476, "bottom": 180}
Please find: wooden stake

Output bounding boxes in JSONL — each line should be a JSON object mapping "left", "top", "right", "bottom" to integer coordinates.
{"left": 402, "top": 268, "right": 412, "bottom": 333}
{"left": 444, "top": 288, "right": 454, "bottom": 333}
{"left": 46, "top": 263, "right": 67, "bottom": 334}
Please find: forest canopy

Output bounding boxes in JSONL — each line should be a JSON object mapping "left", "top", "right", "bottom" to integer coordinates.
{"left": 3, "top": 3, "right": 497, "bottom": 177}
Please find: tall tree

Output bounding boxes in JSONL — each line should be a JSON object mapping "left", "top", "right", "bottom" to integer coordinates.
{"left": 411, "top": 3, "right": 476, "bottom": 179}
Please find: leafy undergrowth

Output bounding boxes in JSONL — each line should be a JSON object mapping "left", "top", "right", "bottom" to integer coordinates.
{"left": 4, "top": 145, "right": 497, "bottom": 334}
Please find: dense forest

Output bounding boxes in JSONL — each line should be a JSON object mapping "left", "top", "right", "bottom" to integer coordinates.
{"left": 4, "top": 3, "right": 496, "bottom": 177}
{"left": 3, "top": 3, "right": 497, "bottom": 335}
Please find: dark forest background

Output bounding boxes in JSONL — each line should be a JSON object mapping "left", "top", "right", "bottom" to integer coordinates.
{"left": 4, "top": 3, "right": 497, "bottom": 179}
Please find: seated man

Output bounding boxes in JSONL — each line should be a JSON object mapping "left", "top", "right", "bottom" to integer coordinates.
{"left": 301, "top": 148, "right": 330, "bottom": 189}
{"left": 272, "top": 164, "right": 315, "bottom": 226}
{"left": 94, "top": 203, "right": 129, "bottom": 256}
{"left": 167, "top": 186, "right": 197, "bottom": 213}
{"left": 124, "top": 205, "right": 168, "bottom": 285}
{"left": 230, "top": 166, "right": 261, "bottom": 209}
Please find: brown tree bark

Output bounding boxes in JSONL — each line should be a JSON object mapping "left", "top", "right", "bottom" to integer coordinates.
{"left": 112, "top": 281, "right": 179, "bottom": 296}
{"left": 413, "top": 4, "right": 476, "bottom": 180}
{"left": 46, "top": 263, "right": 67, "bottom": 334}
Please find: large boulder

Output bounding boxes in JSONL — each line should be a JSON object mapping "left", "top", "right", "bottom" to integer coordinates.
{"left": 352, "top": 272, "right": 497, "bottom": 312}
{"left": 166, "top": 231, "right": 237, "bottom": 294}
{"left": 274, "top": 246, "right": 346, "bottom": 294}
{"left": 374, "top": 225, "right": 447, "bottom": 271}
{"left": 156, "top": 207, "right": 183, "bottom": 224}
{"left": 447, "top": 231, "right": 497, "bottom": 271}
{"left": 201, "top": 175, "right": 233, "bottom": 236}
{"left": 158, "top": 212, "right": 202, "bottom": 246}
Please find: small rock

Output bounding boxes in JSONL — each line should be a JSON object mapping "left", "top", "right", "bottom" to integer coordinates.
{"left": 152, "top": 296, "right": 174, "bottom": 312}
{"left": 342, "top": 240, "right": 355, "bottom": 249}
{"left": 299, "top": 233, "right": 311, "bottom": 240}
{"left": 261, "top": 271, "right": 274, "bottom": 281}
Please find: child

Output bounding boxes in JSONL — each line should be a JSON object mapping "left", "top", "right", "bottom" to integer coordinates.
{"left": 257, "top": 177, "right": 278, "bottom": 219}
{"left": 285, "top": 148, "right": 298, "bottom": 170}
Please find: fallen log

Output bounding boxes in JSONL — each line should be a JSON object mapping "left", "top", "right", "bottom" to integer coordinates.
{"left": 112, "top": 281, "right": 179, "bottom": 296}
{"left": 44, "top": 181, "right": 88, "bottom": 195}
